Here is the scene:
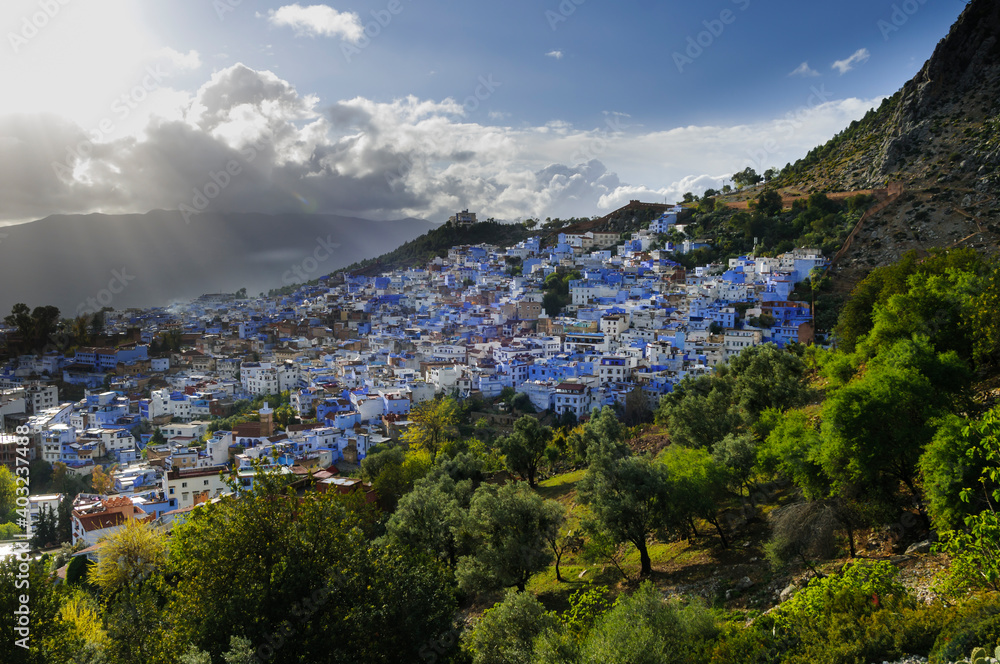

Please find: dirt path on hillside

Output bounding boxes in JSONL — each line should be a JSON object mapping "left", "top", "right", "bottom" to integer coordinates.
{"left": 721, "top": 189, "right": 879, "bottom": 210}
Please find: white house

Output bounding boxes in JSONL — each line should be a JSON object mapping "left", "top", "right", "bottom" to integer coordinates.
{"left": 162, "top": 465, "right": 229, "bottom": 510}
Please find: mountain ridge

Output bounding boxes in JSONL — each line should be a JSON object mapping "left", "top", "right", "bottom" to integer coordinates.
{"left": 765, "top": 0, "right": 1000, "bottom": 291}
{"left": 782, "top": 0, "right": 1000, "bottom": 193}
{"left": 0, "top": 211, "right": 434, "bottom": 315}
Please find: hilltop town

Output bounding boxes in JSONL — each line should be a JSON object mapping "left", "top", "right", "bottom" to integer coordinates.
{"left": 1, "top": 206, "right": 825, "bottom": 549}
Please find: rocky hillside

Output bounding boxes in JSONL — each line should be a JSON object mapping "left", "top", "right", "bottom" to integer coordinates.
{"left": 777, "top": 0, "right": 1000, "bottom": 291}
{"left": 784, "top": 0, "right": 1000, "bottom": 195}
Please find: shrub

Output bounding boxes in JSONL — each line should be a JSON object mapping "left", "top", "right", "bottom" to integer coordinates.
{"left": 891, "top": 603, "right": 953, "bottom": 656}
{"left": 710, "top": 616, "right": 792, "bottom": 664}
{"left": 66, "top": 555, "right": 91, "bottom": 585}
{"left": 769, "top": 561, "right": 930, "bottom": 664}
{"left": 467, "top": 589, "right": 558, "bottom": 664}
{"left": 579, "top": 582, "right": 718, "bottom": 664}
{"left": 780, "top": 560, "right": 907, "bottom": 621}
{"left": 930, "top": 598, "right": 1000, "bottom": 663}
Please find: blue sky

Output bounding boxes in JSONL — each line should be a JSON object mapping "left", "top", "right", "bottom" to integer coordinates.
{"left": 0, "top": 0, "right": 969, "bottom": 224}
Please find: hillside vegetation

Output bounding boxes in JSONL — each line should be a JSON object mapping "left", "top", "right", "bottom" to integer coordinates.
{"left": 344, "top": 220, "right": 533, "bottom": 277}
{"left": 7, "top": 250, "right": 1000, "bottom": 664}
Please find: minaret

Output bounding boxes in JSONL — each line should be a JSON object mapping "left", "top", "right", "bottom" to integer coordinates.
{"left": 259, "top": 402, "right": 274, "bottom": 438}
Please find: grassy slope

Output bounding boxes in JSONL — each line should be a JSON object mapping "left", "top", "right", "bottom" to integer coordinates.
{"left": 527, "top": 466, "right": 776, "bottom": 615}
{"left": 525, "top": 449, "right": 947, "bottom": 619}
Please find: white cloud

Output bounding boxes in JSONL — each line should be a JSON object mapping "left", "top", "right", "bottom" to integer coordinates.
{"left": 788, "top": 61, "right": 819, "bottom": 77}
{"left": 546, "top": 50, "right": 564, "bottom": 59}
{"left": 0, "top": 64, "right": 882, "bottom": 226}
{"left": 832, "top": 48, "right": 870, "bottom": 75}
{"left": 598, "top": 175, "right": 729, "bottom": 211}
{"left": 265, "top": 4, "right": 364, "bottom": 42}
{"left": 153, "top": 47, "right": 202, "bottom": 71}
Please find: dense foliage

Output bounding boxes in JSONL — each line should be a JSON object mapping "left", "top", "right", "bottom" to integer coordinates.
{"left": 9, "top": 248, "right": 1000, "bottom": 663}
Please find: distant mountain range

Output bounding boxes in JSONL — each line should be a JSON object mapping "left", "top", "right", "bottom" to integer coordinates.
{"left": 0, "top": 211, "right": 435, "bottom": 316}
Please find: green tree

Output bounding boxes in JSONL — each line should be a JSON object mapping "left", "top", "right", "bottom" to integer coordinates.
{"left": 751, "top": 188, "right": 783, "bottom": 217}
{"left": 402, "top": 397, "right": 460, "bottom": 460}
{"left": 90, "top": 310, "right": 106, "bottom": 338}
{"left": 0, "top": 557, "right": 77, "bottom": 662}
{"left": 545, "top": 509, "right": 578, "bottom": 584}
{"left": 833, "top": 252, "right": 920, "bottom": 352}
{"left": 967, "top": 260, "right": 1000, "bottom": 370}
{"left": 91, "top": 518, "right": 167, "bottom": 598}
{"left": 712, "top": 433, "right": 759, "bottom": 516}
{"left": 936, "top": 406, "right": 1000, "bottom": 593}
{"left": 273, "top": 403, "right": 296, "bottom": 429}
{"left": 622, "top": 386, "right": 651, "bottom": 426}
{"left": 161, "top": 329, "right": 184, "bottom": 352}
{"left": 101, "top": 581, "right": 180, "bottom": 664}
{"left": 660, "top": 446, "right": 731, "bottom": 546}
{"left": 4, "top": 303, "right": 33, "bottom": 344}
{"left": 579, "top": 581, "right": 717, "bottom": 664}
{"left": 383, "top": 474, "right": 465, "bottom": 567}
{"left": 360, "top": 446, "right": 432, "bottom": 511}
{"left": 919, "top": 415, "right": 991, "bottom": 532}
{"left": 819, "top": 340, "right": 967, "bottom": 523}
{"left": 858, "top": 266, "right": 980, "bottom": 362}
{"left": 500, "top": 416, "right": 552, "bottom": 487}
{"left": 30, "top": 505, "right": 58, "bottom": 549}
{"left": 32, "top": 305, "right": 61, "bottom": 351}
{"left": 57, "top": 494, "right": 73, "bottom": 544}
{"left": 71, "top": 315, "right": 91, "bottom": 347}
{"left": 655, "top": 372, "right": 740, "bottom": 449}
{"left": 467, "top": 589, "right": 558, "bottom": 664}
{"left": 510, "top": 392, "right": 537, "bottom": 413}
{"left": 834, "top": 249, "right": 983, "bottom": 354}
{"left": 758, "top": 408, "right": 827, "bottom": 499}
{"left": 578, "top": 455, "right": 670, "bottom": 577}
{"left": 457, "top": 482, "right": 563, "bottom": 593}
{"left": 732, "top": 167, "right": 763, "bottom": 189}
{"left": 4, "top": 303, "right": 61, "bottom": 353}
{"left": 432, "top": 451, "right": 487, "bottom": 494}
{"left": 0, "top": 465, "right": 17, "bottom": 524}
{"left": 570, "top": 406, "right": 629, "bottom": 464}
{"left": 543, "top": 292, "right": 564, "bottom": 317}
{"left": 728, "top": 343, "right": 810, "bottom": 426}
{"left": 169, "top": 471, "right": 455, "bottom": 662}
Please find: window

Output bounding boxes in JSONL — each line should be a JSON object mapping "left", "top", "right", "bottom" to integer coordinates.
{"left": 169, "top": 488, "right": 174, "bottom": 495}
{"left": 182, "top": 482, "right": 187, "bottom": 488}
